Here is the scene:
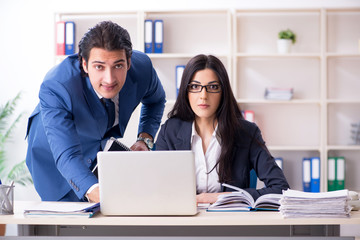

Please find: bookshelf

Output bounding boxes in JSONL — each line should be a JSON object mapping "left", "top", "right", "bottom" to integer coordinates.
{"left": 326, "top": 9, "right": 360, "bottom": 193}
{"left": 55, "top": 8, "right": 360, "bottom": 192}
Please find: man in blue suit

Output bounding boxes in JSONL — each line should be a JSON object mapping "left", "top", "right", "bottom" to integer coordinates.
{"left": 26, "top": 21, "right": 166, "bottom": 202}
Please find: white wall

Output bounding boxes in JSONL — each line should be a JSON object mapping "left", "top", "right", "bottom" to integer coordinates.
{"left": 0, "top": 0, "right": 359, "bottom": 201}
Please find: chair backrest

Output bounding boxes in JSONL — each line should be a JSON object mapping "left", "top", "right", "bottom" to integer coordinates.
{"left": 249, "top": 169, "right": 257, "bottom": 189}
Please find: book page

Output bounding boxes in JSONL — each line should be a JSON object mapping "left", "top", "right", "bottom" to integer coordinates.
{"left": 254, "top": 194, "right": 282, "bottom": 209}
{"left": 208, "top": 191, "right": 254, "bottom": 211}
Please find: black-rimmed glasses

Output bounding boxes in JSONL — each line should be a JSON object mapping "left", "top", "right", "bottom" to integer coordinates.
{"left": 187, "top": 83, "right": 222, "bottom": 93}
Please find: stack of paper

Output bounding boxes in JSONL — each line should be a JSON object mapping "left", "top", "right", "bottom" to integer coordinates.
{"left": 279, "top": 189, "right": 352, "bottom": 218}
{"left": 264, "top": 87, "right": 293, "bottom": 100}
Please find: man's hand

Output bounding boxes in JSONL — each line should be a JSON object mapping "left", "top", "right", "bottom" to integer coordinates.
{"left": 87, "top": 186, "right": 100, "bottom": 203}
{"left": 130, "top": 140, "right": 149, "bottom": 151}
{"left": 130, "top": 132, "right": 153, "bottom": 151}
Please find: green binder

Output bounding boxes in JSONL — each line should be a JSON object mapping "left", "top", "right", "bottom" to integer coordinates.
{"left": 327, "top": 157, "right": 336, "bottom": 191}
{"left": 335, "top": 156, "right": 345, "bottom": 190}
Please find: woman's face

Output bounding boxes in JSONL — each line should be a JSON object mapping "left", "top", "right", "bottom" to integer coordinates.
{"left": 188, "top": 68, "right": 222, "bottom": 122}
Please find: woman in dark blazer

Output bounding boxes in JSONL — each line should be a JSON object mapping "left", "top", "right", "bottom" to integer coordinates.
{"left": 156, "top": 54, "right": 289, "bottom": 203}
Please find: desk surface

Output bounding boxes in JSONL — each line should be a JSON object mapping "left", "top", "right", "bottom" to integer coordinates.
{"left": 0, "top": 201, "right": 359, "bottom": 226}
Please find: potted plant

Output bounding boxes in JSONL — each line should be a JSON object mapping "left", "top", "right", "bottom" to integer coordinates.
{"left": 277, "top": 29, "right": 296, "bottom": 54}
{"left": 0, "top": 92, "right": 33, "bottom": 235}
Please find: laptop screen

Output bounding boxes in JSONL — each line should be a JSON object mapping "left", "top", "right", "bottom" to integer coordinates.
{"left": 97, "top": 150, "right": 197, "bottom": 215}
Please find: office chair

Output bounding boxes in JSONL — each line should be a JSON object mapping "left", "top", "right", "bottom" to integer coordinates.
{"left": 249, "top": 169, "right": 257, "bottom": 189}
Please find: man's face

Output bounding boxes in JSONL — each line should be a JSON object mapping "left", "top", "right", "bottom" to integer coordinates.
{"left": 83, "top": 48, "right": 130, "bottom": 99}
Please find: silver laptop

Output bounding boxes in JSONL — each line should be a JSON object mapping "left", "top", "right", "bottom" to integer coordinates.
{"left": 97, "top": 150, "right": 197, "bottom": 215}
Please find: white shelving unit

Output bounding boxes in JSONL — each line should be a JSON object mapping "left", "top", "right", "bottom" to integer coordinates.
{"left": 325, "top": 8, "right": 360, "bottom": 193}
{"left": 55, "top": 8, "right": 360, "bottom": 192}
{"left": 233, "top": 9, "right": 323, "bottom": 191}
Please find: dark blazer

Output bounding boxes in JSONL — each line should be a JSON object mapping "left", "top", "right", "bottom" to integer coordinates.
{"left": 26, "top": 51, "right": 166, "bottom": 201}
{"left": 155, "top": 117, "right": 290, "bottom": 200}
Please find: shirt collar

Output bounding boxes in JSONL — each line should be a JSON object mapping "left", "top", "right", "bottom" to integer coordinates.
{"left": 93, "top": 89, "right": 103, "bottom": 100}
{"left": 92, "top": 84, "right": 118, "bottom": 103}
{"left": 190, "top": 121, "right": 220, "bottom": 144}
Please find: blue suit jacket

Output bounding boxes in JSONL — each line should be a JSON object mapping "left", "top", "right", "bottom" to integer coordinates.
{"left": 155, "top": 118, "right": 290, "bottom": 200}
{"left": 26, "top": 51, "right": 166, "bottom": 201}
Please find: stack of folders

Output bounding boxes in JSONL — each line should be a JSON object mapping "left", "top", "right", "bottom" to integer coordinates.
{"left": 264, "top": 87, "right": 293, "bottom": 100}
{"left": 328, "top": 156, "right": 345, "bottom": 191}
{"left": 144, "top": 19, "right": 164, "bottom": 53}
{"left": 302, "top": 157, "right": 320, "bottom": 192}
{"left": 279, "top": 189, "right": 352, "bottom": 218}
{"left": 56, "top": 21, "right": 75, "bottom": 55}
{"left": 24, "top": 202, "right": 100, "bottom": 218}
{"left": 350, "top": 122, "right": 360, "bottom": 144}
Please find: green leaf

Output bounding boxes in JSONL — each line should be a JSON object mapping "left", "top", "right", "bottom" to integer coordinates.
{"left": 6, "top": 160, "right": 33, "bottom": 186}
{"left": 278, "top": 29, "right": 296, "bottom": 44}
{"left": 0, "top": 92, "right": 33, "bottom": 186}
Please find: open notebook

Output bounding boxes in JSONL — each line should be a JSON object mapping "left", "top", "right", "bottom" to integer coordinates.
{"left": 97, "top": 150, "right": 197, "bottom": 216}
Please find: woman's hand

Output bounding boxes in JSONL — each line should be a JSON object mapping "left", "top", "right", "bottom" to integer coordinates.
{"left": 196, "top": 192, "right": 229, "bottom": 204}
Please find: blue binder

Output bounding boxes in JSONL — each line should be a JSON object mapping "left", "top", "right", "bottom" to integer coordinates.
{"left": 302, "top": 158, "right": 311, "bottom": 192}
{"left": 175, "top": 65, "right": 185, "bottom": 96}
{"left": 144, "top": 20, "right": 153, "bottom": 53}
{"left": 310, "top": 157, "right": 320, "bottom": 192}
{"left": 274, "top": 157, "right": 283, "bottom": 169}
{"left": 65, "top": 21, "right": 75, "bottom": 55}
{"left": 154, "top": 20, "right": 163, "bottom": 53}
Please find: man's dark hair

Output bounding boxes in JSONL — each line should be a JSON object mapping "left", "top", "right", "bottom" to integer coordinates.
{"left": 78, "top": 21, "right": 133, "bottom": 76}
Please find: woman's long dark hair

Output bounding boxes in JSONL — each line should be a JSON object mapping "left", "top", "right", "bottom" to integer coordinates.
{"left": 168, "top": 54, "right": 244, "bottom": 183}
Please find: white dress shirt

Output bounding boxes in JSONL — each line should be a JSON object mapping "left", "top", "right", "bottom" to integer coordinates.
{"left": 191, "top": 122, "right": 222, "bottom": 194}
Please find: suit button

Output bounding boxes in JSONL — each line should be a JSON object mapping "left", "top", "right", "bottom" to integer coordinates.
{"left": 87, "top": 159, "right": 92, "bottom": 164}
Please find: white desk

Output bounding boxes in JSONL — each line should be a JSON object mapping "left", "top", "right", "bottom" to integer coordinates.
{"left": 0, "top": 201, "right": 359, "bottom": 238}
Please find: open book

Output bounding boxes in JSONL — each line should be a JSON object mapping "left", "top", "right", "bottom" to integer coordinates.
{"left": 207, "top": 184, "right": 281, "bottom": 212}
{"left": 24, "top": 202, "right": 100, "bottom": 218}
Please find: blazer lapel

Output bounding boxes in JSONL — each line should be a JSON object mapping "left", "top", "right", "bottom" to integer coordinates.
{"left": 174, "top": 120, "right": 192, "bottom": 150}
{"left": 118, "top": 73, "right": 137, "bottom": 137}
{"left": 83, "top": 77, "right": 108, "bottom": 135}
